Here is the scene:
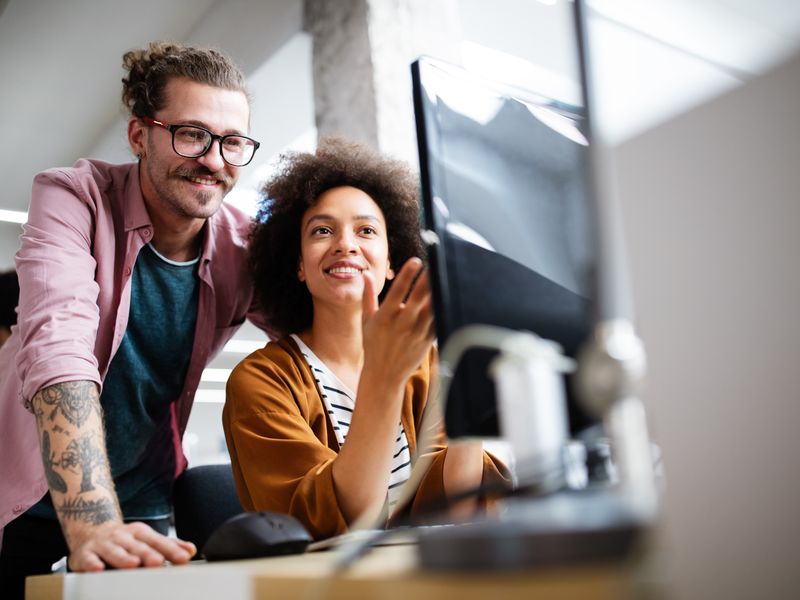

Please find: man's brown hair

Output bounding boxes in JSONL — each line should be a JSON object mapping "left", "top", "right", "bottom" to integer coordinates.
{"left": 121, "top": 41, "right": 249, "bottom": 118}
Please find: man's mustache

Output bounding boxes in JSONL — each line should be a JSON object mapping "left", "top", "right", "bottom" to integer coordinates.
{"left": 174, "top": 167, "right": 234, "bottom": 188}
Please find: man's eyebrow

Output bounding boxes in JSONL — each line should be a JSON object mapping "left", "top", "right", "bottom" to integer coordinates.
{"left": 174, "top": 119, "right": 246, "bottom": 136}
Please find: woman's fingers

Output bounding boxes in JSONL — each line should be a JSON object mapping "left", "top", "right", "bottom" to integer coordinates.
{"left": 361, "top": 257, "right": 435, "bottom": 382}
{"left": 361, "top": 269, "right": 379, "bottom": 323}
{"left": 417, "top": 296, "right": 436, "bottom": 340}
{"left": 383, "top": 257, "right": 424, "bottom": 306}
{"left": 374, "top": 259, "right": 432, "bottom": 338}
{"left": 403, "top": 267, "right": 430, "bottom": 308}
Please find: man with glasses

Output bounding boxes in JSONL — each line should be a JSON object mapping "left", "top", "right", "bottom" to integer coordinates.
{"left": 0, "top": 41, "right": 269, "bottom": 595}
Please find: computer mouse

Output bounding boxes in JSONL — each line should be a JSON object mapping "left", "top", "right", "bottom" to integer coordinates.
{"left": 202, "top": 511, "right": 313, "bottom": 561}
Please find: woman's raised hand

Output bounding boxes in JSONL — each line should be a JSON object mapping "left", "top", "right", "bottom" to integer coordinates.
{"left": 361, "top": 257, "right": 434, "bottom": 386}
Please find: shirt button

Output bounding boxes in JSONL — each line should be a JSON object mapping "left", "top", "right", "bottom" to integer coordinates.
{"left": 124, "top": 266, "right": 132, "bottom": 276}
{"left": 144, "top": 229, "right": 152, "bottom": 239}
{"left": 13, "top": 504, "right": 24, "bottom": 513}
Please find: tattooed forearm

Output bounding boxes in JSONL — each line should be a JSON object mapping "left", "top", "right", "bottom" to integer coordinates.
{"left": 57, "top": 496, "right": 120, "bottom": 525}
{"left": 33, "top": 379, "right": 123, "bottom": 536}
{"left": 41, "top": 431, "right": 68, "bottom": 493}
{"left": 60, "top": 431, "right": 106, "bottom": 493}
{"left": 94, "top": 466, "right": 114, "bottom": 492}
{"left": 36, "top": 381, "right": 100, "bottom": 427}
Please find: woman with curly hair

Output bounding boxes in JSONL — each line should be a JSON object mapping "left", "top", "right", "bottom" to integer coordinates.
{"left": 223, "top": 137, "right": 507, "bottom": 539}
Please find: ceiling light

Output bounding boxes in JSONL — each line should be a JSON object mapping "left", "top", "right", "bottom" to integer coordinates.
{"left": 0, "top": 209, "right": 27, "bottom": 224}
{"left": 201, "top": 368, "right": 232, "bottom": 383}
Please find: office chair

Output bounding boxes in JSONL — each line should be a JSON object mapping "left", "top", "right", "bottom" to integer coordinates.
{"left": 172, "top": 463, "right": 244, "bottom": 556}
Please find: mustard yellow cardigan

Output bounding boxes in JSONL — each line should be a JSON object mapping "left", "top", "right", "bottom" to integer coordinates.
{"left": 223, "top": 337, "right": 507, "bottom": 540}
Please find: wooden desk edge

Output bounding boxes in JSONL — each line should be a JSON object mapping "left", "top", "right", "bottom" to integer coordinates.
{"left": 26, "top": 572, "right": 64, "bottom": 600}
{"left": 25, "top": 544, "right": 634, "bottom": 600}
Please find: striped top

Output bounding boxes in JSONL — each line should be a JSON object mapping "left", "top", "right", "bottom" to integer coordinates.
{"left": 290, "top": 335, "right": 411, "bottom": 508}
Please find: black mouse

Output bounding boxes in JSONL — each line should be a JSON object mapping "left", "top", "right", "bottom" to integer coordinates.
{"left": 202, "top": 511, "right": 313, "bottom": 561}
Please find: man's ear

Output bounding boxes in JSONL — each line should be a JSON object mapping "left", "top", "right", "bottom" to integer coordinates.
{"left": 128, "top": 117, "right": 146, "bottom": 159}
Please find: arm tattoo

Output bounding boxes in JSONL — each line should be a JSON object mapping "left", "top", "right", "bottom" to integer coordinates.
{"left": 41, "top": 431, "right": 68, "bottom": 493}
{"left": 34, "top": 381, "right": 120, "bottom": 525}
{"left": 57, "top": 496, "right": 119, "bottom": 525}
{"left": 60, "top": 431, "right": 107, "bottom": 493}
{"left": 39, "top": 381, "right": 99, "bottom": 427}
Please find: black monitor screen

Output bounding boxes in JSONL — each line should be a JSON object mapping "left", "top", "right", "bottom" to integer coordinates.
{"left": 412, "top": 57, "right": 598, "bottom": 438}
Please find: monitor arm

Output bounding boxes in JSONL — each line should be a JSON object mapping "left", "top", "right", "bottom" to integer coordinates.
{"left": 439, "top": 321, "right": 659, "bottom": 521}
{"left": 415, "top": 324, "right": 656, "bottom": 571}
{"left": 577, "top": 318, "right": 659, "bottom": 519}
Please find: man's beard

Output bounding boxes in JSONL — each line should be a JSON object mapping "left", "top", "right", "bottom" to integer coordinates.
{"left": 152, "top": 164, "right": 235, "bottom": 219}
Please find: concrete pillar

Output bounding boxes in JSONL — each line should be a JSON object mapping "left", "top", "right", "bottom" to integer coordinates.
{"left": 303, "top": 0, "right": 462, "bottom": 164}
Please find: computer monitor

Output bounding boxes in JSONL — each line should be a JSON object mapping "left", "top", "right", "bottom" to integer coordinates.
{"left": 411, "top": 56, "right": 598, "bottom": 439}
{"left": 411, "top": 3, "right": 652, "bottom": 570}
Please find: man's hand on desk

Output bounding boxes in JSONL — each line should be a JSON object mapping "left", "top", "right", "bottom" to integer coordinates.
{"left": 30, "top": 381, "right": 197, "bottom": 572}
{"left": 66, "top": 521, "right": 197, "bottom": 572}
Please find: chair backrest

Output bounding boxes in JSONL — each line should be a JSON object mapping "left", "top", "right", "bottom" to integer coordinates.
{"left": 172, "top": 463, "right": 244, "bottom": 555}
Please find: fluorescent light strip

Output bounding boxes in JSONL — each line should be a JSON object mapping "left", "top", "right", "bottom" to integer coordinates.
{"left": 0, "top": 209, "right": 27, "bottom": 224}
{"left": 222, "top": 339, "right": 266, "bottom": 353}
{"left": 201, "top": 368, "right": 232, "bottom": 383}
{"left": 194, "top": 389, "right": 226, "bottom": 404}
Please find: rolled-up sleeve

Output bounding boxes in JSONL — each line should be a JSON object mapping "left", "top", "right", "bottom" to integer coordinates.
{"left": 15, "top": 169, "right": 102, "bottom": 407}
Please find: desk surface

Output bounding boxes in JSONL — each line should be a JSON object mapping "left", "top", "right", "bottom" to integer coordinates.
{"left": 27, "top": 543, "right": 634, "bottom": 600}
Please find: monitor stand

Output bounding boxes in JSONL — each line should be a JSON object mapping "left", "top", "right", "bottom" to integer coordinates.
{"left": 417, "top": 487, "right": 643, "bottom": 571}
{"left": 419, "top": 320, "right": 655, "bottom": 571}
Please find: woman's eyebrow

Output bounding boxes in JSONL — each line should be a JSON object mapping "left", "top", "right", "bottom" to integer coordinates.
{"left": 305, "top": 214, "right": 334, "bottom": 225}
{"left": 353, "top": 215, "right": 380, "bottom": 223}
{"left": 305, "top": 214, "right": 380, "bottom": 226}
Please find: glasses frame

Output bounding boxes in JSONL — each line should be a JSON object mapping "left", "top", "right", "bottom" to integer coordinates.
{"left": 141, "top": 116, "right": 261, "bottom": 167}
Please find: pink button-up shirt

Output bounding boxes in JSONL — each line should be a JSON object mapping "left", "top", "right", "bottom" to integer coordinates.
{"left": 0, "top": 159, "right": 268, "bottom": 537}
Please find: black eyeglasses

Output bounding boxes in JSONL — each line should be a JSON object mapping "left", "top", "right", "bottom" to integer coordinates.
{"left": 141, "top": 116, "right": 261, "bottom": 167}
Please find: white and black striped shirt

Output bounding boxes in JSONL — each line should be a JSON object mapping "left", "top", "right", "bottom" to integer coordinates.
{"left": 291, "top": 335, "right": 411, "bottom": 507}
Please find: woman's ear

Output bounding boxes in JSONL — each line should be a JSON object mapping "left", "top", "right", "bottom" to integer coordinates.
{"left": 297, "top": 261, "right": 306, "bottom": 282}
{"left": 386, "top": 262, "right": 395, "bottom": 281}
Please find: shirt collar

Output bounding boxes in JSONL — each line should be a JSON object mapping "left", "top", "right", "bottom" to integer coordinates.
{"left": 123, "top": 161, "right": 153, "bottom": 232}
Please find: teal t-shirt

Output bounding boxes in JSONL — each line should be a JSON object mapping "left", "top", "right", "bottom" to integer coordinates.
{"left": 27, "top": 243, "right": 199, "bottom": 520}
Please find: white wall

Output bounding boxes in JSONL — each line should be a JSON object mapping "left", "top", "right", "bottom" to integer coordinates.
{"left": 0, "top": 223, "right": 21, "bottom": 271}
{"left": 613, "top": 50, "right": 800, "bottom": 599}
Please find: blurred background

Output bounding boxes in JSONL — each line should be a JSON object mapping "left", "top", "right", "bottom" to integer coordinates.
{"left": 1, "top": 1, "right": 799, "bottom": 597}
